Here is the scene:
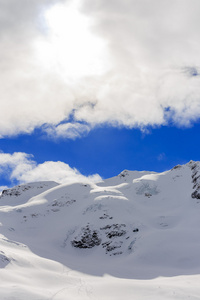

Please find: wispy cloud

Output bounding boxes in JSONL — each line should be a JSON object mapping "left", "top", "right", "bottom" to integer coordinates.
{"left": 0, "top": 151, "right": 102, "bottom": 187}
{"left": 157, "top": 153, "right": 166, "bottom": 161}
{"left": 44, "top": 122, "right": 91, "bottom": 139}
{"left": 1, "top": 0, "right": 200, "bottom": 139}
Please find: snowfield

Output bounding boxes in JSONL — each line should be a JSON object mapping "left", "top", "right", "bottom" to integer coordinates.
{"left": 1, "top": 161, "right": 200, "bottom": 299}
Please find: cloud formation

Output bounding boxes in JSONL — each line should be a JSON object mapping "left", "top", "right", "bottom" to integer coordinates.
{"left": 0, "top": 152, "right": 101, "bottom": 189}
{"left": 44, "top": 122, "right": 91, "bottom": 139}
{"left": 1, "top": 0, "right": 200, "bottom": 138}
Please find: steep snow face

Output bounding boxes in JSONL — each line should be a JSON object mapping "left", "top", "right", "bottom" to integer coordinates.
{"left": 1, "top": 162, "right": 200, "bottom": 299}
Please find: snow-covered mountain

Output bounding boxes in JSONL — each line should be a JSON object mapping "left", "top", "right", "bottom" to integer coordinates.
{"left": 1, "top": 161, "right": 200, "bottom": 299}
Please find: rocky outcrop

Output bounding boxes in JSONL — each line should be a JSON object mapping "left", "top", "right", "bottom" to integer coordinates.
{"left": 71, "top": 225, "right": 101, "bottom": 249}
{"left": 70, "top": 222, "right": 139, "bottom": 256}
{"left": 189, "top": 161, "right": 200, "bottom": 199}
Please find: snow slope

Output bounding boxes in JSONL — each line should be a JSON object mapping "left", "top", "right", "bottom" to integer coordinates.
{"left": 1, "top": 161, "right": 200, "bottom": 299}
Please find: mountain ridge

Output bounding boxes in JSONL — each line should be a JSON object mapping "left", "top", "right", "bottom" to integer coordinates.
{"left": 1, "top": 161, "right": 200, "bottom": 299}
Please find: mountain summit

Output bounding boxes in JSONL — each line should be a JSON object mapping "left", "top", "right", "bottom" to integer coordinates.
{"left": 1, "top": 161, "right": 200, "bottom": 299}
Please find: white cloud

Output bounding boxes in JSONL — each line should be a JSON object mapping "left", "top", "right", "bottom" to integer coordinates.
{"left": 0, "top": 152, "right": 102, "bottom": 186}
{"left": 44, "top": 122, "right": 91, "bottom": 139}
{"left": 1, "top": 0, "right": 200, "bottom": 138}
{"left": 0, "top": 152, "right": 35, "bottom": 173}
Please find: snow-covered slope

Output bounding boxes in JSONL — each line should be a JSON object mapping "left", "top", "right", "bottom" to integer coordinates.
{"left": 1, "top": 161, "right": 200, "bottom": 299}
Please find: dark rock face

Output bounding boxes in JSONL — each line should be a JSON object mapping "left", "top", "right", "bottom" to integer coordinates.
{"left": 99, "top": 224, "right": 127, "bottom": 254}
{"left": 102, "top": 240, "right": 123, "bottom": 254}
{"left": 171, "top": 165, "right": 182, "bottom": 170}
{"left": 71, "top": 223, "right": 129, "bottom": 255}
{"left": 100, "top": 224, "right": 126, "bottom": 239}
{"left": 0, "top": 184, "right": 44, "bottom": 198}
{"left": 1, "top": 188, "right": 21, "bottom": 197}
{"left": 191, "top": 190, "right": 200, "bottom": 199}
{"left": 71, "top": 225, "right": 101, "bottom": 249}
{"left": 190, "top": 162, "right": 200, "bottom": 199}
{"left": 119, "top": 170, "right": 129, "bottom": 179}
{"left": 51, "top": 199, "right": 76, "bottom": 207}
{"left": 70, "top": 222, "right": 139, "bottom": 255}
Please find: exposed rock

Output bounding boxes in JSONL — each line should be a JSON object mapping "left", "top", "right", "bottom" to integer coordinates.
{"left": 71, "top": 225, "right": 101, "bottom": 249}
{"left": 100, "top": 224, "right": 126, "bottom": 238}
{"left": 191, "top": 191, "right": 200, "bottom": 199}
{"left": 51, "top": 199, "right": 76, "bottom": 207}
{"left": 190, "top": 162, "right": 200, "bottom": 200}
{"left": 1, "top": 188, "right": 21, "bottom": 197}
{"left": 119, "top": 170, "right": 129, "bottom": 178}
{"left": 145, "top": 193, "right": 152, "bottom": 197}
{"left": 0, "top": 252, "right": 10, "bottom": 268}
{"left": 102, "top": 241, "right": 123, "bottom": 253}
{"left": 171, "top": 165, "right": 182, "bottom": 170}
{"left": 99, "top": 213, "right": 113, "bottom": 220}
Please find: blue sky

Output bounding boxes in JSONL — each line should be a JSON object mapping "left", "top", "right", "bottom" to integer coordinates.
{"left": 1, "top": 0, "right": 200, "bottom": 189}
{"left": 1, "top": 122, "right": 200, "bottom": 188}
